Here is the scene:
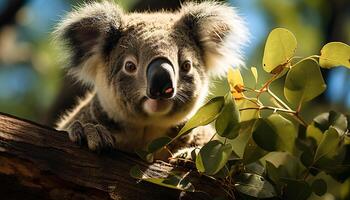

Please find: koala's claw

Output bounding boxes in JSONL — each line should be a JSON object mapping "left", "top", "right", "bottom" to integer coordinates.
{"left": 67, "top": 120, "right": 84, "bottom": 145}
{"left": 67, "top": 121, "right": 115, "bottom": 152}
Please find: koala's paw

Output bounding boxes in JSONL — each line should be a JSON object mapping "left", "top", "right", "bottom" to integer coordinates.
{"left": 169, "top": 147, "right": 199, "bottom": 168}
{"left": 67, "top": 121, "right": 115, "bottom": 152}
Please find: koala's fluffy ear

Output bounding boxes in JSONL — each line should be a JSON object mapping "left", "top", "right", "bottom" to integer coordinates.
{"left": 54, "top": 1, "right": 123, "bottom": 84}
{"left": 177, "top": 2, "right": 249, "bottom": 76}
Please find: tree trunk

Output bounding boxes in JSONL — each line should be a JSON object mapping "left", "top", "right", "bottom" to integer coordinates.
{"left": 0, "top": 112, "right": 226, "bottom": 200}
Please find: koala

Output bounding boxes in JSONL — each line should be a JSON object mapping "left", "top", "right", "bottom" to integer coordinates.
{"left": 55, "top": 1, "right": 248, "bottom": 161}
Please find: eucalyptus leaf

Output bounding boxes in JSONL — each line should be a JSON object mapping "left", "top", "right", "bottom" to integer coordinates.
{"left": 227, "top": 68, "right": 244, "bottom": 88}
{"left": 239, "top": 120, "right": 267, "bottom": 164}
{"left": 284, "top": 60, "right": 326, "bottom": 105}
{"left": 319, "top": 42, "right": 350, "bottom": 69}
{"left": 130, "top": 165, "right": 144, "bottom": 179}
{"left": 264, "top": 152, "right": 306, "bottom": 180}
{"left": 196, "top": 140, "right": 232, "bottom": 175}
{"left": 306, "top": 124, "right": 323, "bottom": 145}
{"left": 281, "top": 179, "right": 312, "bottom": 200}
{"left": 130, "top": 165, "right": 195, "bottom": 192}
{"left": 229, "top": 120, "right": 257, "bottom": 158}
{"left": 251, "top": 67, "right": 258, "bottom": 83}
{"left": 312, "top": 127, "right": 347, "bottom": 174}
{"left": 135, "top": 149, "right": 154, "bottom": 163}
{"left": 215, "top": 93, "right": 240, "bottom": 139}
{"left": 147, "top": 136, "right": 172, "bottom": 153}
{"left": 263, "top": 28, "right": 297, "bottom": 73}
{"left": 265, "top": 161, "right": 280, "bottom": 185}
{"left": 238, "top": 99, "right": 259, "bottom": 122}
{"left": 314, "top": 127, "right": 340, "bottom": 162}
{"left": 265, "top": 160, "right": 305, "bottom": 195}
{"left": 313, "top": 111, "right": 348, "bottom": 134}
{"left": 252, "top": 114, "right": 297, "bottom": 153}
{"left": 245, "top": 162, "right": 265, "bottom": 175}
{"left": 234, "top": 173, "right": 277, "bottom": 198}
{"left": 252, "top": 118, "right": 276, "bottom": 152}
{"left": 173, "top": 96, "right": 224, "bottom": 141}
{"left": 243, "top": 137, "right": 268, "bottom": 164}
{"left": 300, "top": 149, "right": 314, "bottom": 167}
{"left": 311, "top": 179, "right": 327, "bottom": 196}
{"left": 315, "top": 143, "right": 346, "bottom": 174}
{"left": 227, "top": 68, "right": 244, "bottom": 99}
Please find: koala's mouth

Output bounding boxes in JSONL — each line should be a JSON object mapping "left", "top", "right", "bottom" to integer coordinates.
{"left": 143, "top": 98, "right": 173, "bottom": 116}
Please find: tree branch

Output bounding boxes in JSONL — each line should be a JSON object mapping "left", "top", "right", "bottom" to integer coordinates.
{"left": 0, "top": 112, "right": 225, "bottom": 200}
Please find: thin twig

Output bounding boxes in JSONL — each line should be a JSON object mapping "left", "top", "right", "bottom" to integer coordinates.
{"left": 291, "top": 55, "right": 320, "bottom": 68}
{"left": 239, "top": 106, "right": 296, "bottom": 114}
{"left": 294, "top": 114, "right": 308, "bottom": 127}
{"left": 267, "top": 88, "right": 293, "bottom": 111}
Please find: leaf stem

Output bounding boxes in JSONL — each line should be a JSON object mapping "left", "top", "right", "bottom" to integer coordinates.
{"left": 267, "top": 88, "right": 292, "bottom": 111}
{"left": 258, "top": 72, "right": 280, "bottom": 95}
{"left": 209, "top": 133, "right": 217, "bottom": 142}
{"left": 294, "top": 114, "right": 308, "bottom": 127}
{"left": 239, "top": 106, "right": 296, "bottom": 114}
{"left": 239, "top": 106, "right": 308, "bottom": 126}
{"left": 292, "top": 55, "right": 320, "bottom": 68}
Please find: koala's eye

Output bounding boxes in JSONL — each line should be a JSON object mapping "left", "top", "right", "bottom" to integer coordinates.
{"left": 181, "top": 60, "right": 192, "bottom": 73}
{"left": 124, "top": 61, "right": 137, "bottom": 73}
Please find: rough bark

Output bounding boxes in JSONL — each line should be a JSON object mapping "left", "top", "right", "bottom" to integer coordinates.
{"left": 0, "top": 112, "right": 226, "bottom": 200}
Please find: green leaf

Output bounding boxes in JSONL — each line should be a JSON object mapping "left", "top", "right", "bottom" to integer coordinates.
{"left": 130, "top": 165, "right": 195, "bottom": 192}
{"left": 275, "top": 67, "right": 290, "bottom": 80}
{"left": 130, "top": 165, "right": 144, "bottom": 179}
{"left": 314, "top": 142, "right": 346, "bottom": 174}
{"left": 213, "top": 165, "right": 230, "bottom": 179}
{"left": 237, "top": 99, "right": 259, "bottom": 122}
{"left": 313, "top": 111, "right": 348, "bottom": 134}
{"left": 265, "top": 157, "right": 306, "bottom": 195}
{"left": 284, "top": 60, "right": 326, "bottom": 105}
{"left": 227, "top": 68, "right": 244, "bottom": 88}
{"left": 265, "top": 161, "right": 280, "bottom": 185}
{"left": 314, "top": 127, "right": 340, "bottom": 162}
{"left": 306, "top": 124, "right": 323, "bottom": 145}
{"left": 346, "top": 114, "right": 350, "bottom": 131}
{"left": 311, "top": 179, "right": 327, "bottom": 196}
{"left": 340, "top": 178, "right": 350, "bottom": 199}
{"left": 252, "top": 119, "right": 276, "bottom": 152}
{"left": 135, "top": 149, "right": 154, "bottom": 163}
{"left": 251, "top": 67, "right": 258, "bottom": 83}
{"left": 234, "top": 173, "right": 277, "bottom": 198}
{"left": 319, "top": 42, "right": 350, "bottom": 69}
{"left": 227, "top": 68, "right": 244, "bottom": 99}
{"left": 238, "top": 120, "right": 267, "bottom": 164}
{"left": 263, "top": 28, "right": 297, "bottom": 73}
{"left": 174, "top": 96, "right": 224, "bottom": 141}
{"left": 264, "top": 152, "right": 306, "bottom": 180}
{"left": 281, "top": 179, "right": 312, "bottom": 200}
{"left": 243, "top": 137, "right": 268, "bottom": 164}
{"left": 215, "top": 93, "right": 240, "bottom": 139}
{"left": 196, "top": 140, "right": 232, "bottom": 175}
{"left": 252, "top": 114, "right": 297, "bottom": 153}
{"left": 300, "top": 149, "right": 314, "bottom": 167}
{"left": 245, "top": 162, "right": 265, "bottom": 175}
{"left": 147, "top": 136, "right": 172, "bottom": 153}
{"left": 229, "top": 120, "right": 256, "bottom": 158}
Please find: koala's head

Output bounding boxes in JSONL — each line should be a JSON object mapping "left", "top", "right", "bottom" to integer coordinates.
{"left": 55, "top": 1, "right": 248, "bottom": 126}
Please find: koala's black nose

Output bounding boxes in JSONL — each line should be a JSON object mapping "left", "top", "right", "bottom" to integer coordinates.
{"left": 146, "top": 58, "right": 175, "bottom": 99}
